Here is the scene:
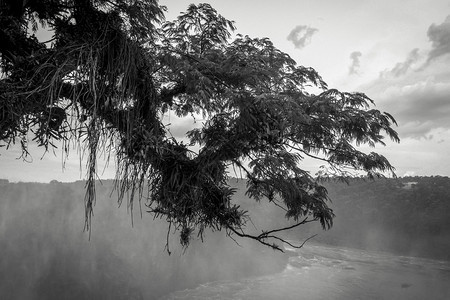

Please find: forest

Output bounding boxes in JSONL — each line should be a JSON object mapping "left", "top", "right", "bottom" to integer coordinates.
{"left": 1, "top": 176, "right": 449, "bottom": 299}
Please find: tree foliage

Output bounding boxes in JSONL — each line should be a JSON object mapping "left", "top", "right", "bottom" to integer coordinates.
{"left": 0, "top": 1, "right": 399, "bottom": 251}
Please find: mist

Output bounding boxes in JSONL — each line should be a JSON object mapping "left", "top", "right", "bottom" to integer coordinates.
{"left": 0, "top": 180, "right": 289, "bottom": 299}
{"left": 1, "top": 177, "right": 449, "bottom": 299}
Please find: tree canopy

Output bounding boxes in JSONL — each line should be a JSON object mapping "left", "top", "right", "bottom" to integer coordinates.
{"left": 0, "top": 0, "right": 399, "bottom": 251}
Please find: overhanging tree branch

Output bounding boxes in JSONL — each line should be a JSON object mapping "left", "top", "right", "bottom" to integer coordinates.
{"left": 226, "top": 217, "right": 318, "bottom": 252}
{"left": 0, "top": 1, "right": 399, "bottom": 252}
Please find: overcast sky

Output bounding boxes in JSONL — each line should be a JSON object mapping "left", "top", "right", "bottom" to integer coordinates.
{"left": 1, "top": 0, "right": 450, "bottom": 182}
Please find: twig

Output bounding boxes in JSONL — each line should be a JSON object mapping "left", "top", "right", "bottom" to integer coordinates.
{"left": 226, "top": 217, "right": 318, "bottom": 252}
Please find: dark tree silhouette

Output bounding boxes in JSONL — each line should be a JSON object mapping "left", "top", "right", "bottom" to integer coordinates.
{"left": 0, "top": 1, "right": 399, "bottom": 251}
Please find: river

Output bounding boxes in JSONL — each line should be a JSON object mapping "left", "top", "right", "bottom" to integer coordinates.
{"left": 160, "top": 243, "right": 450, "bottom": 300}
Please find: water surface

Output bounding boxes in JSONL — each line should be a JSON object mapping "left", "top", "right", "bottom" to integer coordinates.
{"left": 160, "top": 243, "right": 450, "bottom": 300}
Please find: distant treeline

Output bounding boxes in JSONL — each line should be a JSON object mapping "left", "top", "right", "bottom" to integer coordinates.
{"left": 229, "top": 176, "right": 450, "bottom": 260}
{"left": 321, "top": 176, "right": 450, "bottom": 260}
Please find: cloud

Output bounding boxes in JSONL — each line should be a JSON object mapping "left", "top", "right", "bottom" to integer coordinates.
{"left": 371, "top": 78, "right": 450, "bottom": 138}
{"left": 348, "top": 51, "right": 362, "bottom": 75}
{"left": 378, "top": 16, "right": 450, "bottom": 77}
{"left": 162, "top": 114, "right": 203, "bottom": 141}
{"left": 426, "top": 15, "right": 450, "bottom": 64}
{"left": 358, "top": 15, "right": 450, "bottom": 139}
{"left": 359, "top": 44, "right": 450, "bottom": 139}
{"left": 287, "top": 25, "right": 318, "bottom": 49}
{"left": 402, "top": 171, "right": 416, "bottom": 177}
{"left": 381, "top": 48, "right": 421, "bottom": 78}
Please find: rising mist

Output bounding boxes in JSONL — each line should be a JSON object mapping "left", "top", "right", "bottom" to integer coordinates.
{"left": 1, "top": 176, "right": 449, "bottom": 299}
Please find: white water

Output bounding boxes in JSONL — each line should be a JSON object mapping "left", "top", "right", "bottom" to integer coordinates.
{"left": 160, "top": 243, "right": 450, "bottom": 300}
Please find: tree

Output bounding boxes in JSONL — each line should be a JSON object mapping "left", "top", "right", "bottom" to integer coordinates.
{"left": 0, "top": 1, "right": 399, "bottom": 252}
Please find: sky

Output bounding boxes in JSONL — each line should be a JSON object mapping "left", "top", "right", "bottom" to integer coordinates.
{"left": 1, "top": 0, "right": 450, "bottom": 182}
